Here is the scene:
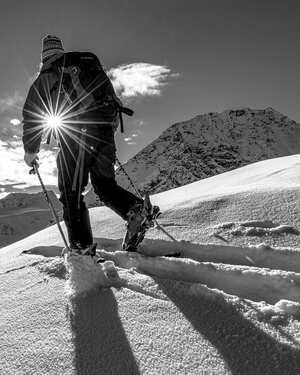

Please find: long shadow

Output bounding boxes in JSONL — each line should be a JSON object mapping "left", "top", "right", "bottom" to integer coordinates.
{"left": 155, "top": 278, "right": 300, "bottom": 375}
{"left": 67, "top": 288, "right": 141, "bottom": 375}
{"left": 22, "top": 246, "right": 62, "bottom": 257}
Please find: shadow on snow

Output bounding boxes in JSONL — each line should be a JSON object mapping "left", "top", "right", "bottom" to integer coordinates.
{"left": 67, "top": 288, "right": 141, "bottom": 375}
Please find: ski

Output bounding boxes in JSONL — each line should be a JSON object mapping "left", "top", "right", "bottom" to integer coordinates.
{"left": 96, "top": 249, "right": 181, "bottom": 264}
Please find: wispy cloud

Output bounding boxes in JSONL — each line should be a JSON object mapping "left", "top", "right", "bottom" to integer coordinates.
{"left": 10, "top": 119, "right": 21, "bottom": 126}
{"left": 126, "top": 142, "right": 137, "bottom": 146}
{"left": 109, "top": 63, "right": 178, "bottom": 98}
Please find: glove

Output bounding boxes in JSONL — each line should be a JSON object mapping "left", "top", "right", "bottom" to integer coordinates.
{"left": 24, "top": 152, "right": 39, "bottom": 168}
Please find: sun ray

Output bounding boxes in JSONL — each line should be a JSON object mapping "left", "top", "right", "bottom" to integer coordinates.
{"left": 23, "top": 64, "right": 117, "bottom": 163}
{"left": 42, "top": 75, "right": 56, "bottom": 116}
{"left": 58, "top": 76, "right": 108, "bottom": 118}
{"left": 31, "top": 83, "right": 52, "bottom": 116}
{"left": 54, "top": 64, "right": 66, "bottom": 116}
{"left": 57, "top": 143, "right": 73, "bottom": 183}
{"left": 61, "top": 122, "right": 113, "bottom": 146}
{"left": 56, "top": 128, "right": 81, "bottom": 161}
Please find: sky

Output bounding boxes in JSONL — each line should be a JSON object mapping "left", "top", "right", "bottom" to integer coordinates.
{"left": 1, "top": 0, "right": 300, "bottom": 194}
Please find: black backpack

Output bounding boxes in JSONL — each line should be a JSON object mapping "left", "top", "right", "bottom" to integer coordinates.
{"left": 44, "top": 51, "right": 133, "bottom": 131}
{"left": 45, "top": 52, "right": 116, "bottom": 119}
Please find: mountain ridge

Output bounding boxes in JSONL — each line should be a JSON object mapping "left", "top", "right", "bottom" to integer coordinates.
{"left": 113, "top": 107, "right": 300, "bottom": 196}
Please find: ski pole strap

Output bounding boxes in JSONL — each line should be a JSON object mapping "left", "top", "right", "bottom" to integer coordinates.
{"left": 72, "top": 128, "right": 86, "bottom": 193}
{"left": 117, "top": 105, "right": 134, "bottom": 133}
{"left": 120, "top": 106, "right": 134, "bottom": 116}
{"left": 119, "top": 110, "right": 124, "bottom": 133}
{"left": 77, "top": 144, "right": 86, "bottom": 209}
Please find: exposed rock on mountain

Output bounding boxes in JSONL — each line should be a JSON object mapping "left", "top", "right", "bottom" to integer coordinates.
{"left": 115, "top": 108, "right": 300, "bottom": 195}
{"left": 0, "top": 191, "right": 61, "bottom": 210}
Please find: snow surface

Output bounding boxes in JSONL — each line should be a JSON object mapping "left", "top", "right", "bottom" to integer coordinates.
{"left": 0, "top": 191, "right": 62, "bottom": 248}
{"left": 1, "top": 154, "right": 300, "bottom": 374}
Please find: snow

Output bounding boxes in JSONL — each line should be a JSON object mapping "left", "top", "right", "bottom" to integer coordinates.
{"left": 96, "top": 249, "right": 300, "bottom": 305}
{"left": 0, "top": 191, "right": 62, "bottom": 248}
{"left": 1, "top": 154, "right": 300, "bottom": 374}
{"left": 115, "top": 108, "right": 300, "bottom": 197}
{"left": 64, "top": 255, "right": 117, "bottom": 297}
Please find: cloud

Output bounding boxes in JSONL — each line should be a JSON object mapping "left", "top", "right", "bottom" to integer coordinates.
{"left": 124, "top": 133, "right": 140, "bottom": 144}
{"left": 0, "top": 92, "right": 24, "bottom": 142}
{"left": 0, "top": 140, "right": 57, "bottom": 194}
{"left": 10, "top": 119, "right": 21, "bottom": 126}
{"left": 108, "top": 63, "right": 178, "bottom": 98}
{"left": 124, "top": 136, "right": 138, "bottom": 146}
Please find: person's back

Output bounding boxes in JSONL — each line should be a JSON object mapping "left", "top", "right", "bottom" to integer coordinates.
{"left": 22, "top": 35, "right": 157, "bottom": 256}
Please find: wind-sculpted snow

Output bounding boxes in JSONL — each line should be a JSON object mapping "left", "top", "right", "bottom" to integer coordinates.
{"left": 214, "top": 220, "right": 300, "bottom": 238}
{"left": 96, "top": 249, "right": 300, "bottom": 314}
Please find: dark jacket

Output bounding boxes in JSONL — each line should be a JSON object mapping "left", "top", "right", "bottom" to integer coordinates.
{"left": 22, "top": 52, "right": 120, "bottom": 153}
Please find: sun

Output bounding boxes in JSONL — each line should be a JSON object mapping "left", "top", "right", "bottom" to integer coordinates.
{"left": 45, "top": 115, "right": 63, "bottom": 129}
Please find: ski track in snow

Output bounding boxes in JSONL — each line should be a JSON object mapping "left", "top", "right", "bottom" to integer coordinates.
{"left": 96, "top": 249, "right": 300, "bottom": 308}
{"left": 24, "top": 234, "right": 300, "bottom": 318}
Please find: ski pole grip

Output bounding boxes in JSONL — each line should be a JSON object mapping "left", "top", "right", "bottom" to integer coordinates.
{"left": 29, "top": 162, "right": 38, "bottom": 175}
{"left": 121, "top": 107, "right": 134, "bottom": 116}
{"left": 119, "top": 111, "right": 124, "bottom": 133}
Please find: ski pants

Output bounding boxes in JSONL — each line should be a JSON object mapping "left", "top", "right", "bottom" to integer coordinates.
{"left": 57, "top": 124, "right": 142, "bottom": 248}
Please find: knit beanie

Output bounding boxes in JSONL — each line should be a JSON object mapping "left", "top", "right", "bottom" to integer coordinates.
{"left": 41, "top": 35, "right": 64, "bottom": 61}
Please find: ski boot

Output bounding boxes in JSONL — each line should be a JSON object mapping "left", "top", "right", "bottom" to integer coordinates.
{"left": 122, "top": 193, "right": 160, "bottom": 252}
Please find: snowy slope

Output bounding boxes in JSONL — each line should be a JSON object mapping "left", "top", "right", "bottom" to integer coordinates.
{"left": 116, "top": 108, "right": 300, "bottom": 196}
{"left": 0, "top": 192, "right": 62, "bottom": 248}
{"left": 1, "top": 154, "right": 300, "bottom": 374}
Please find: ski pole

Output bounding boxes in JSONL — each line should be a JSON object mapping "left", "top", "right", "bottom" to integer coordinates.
{"left": 29, "top": 163, "right": 70, "bottom": 253}
{"left": 154, "top": 219, "right": 178, "bottom": 242}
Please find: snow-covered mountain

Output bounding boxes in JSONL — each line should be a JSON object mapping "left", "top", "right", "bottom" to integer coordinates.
{"left": 116, "top": 107, "right": 300, "bottom": 195}
{"left": 0, "top": 191, "right": 60, "bottom": 210}
{"left": 1, "top": 154, "right": 300, "bottom": 374}
{"left": 83, "top": 188, "right": 102, "bottom": 208}
{"left": 0, "top": 191, "right": 62, "bottom": 248}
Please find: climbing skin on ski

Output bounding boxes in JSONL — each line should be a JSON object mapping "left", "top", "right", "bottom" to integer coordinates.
{"left": 122, "top": 193, "right": 161, "bottom": 252}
